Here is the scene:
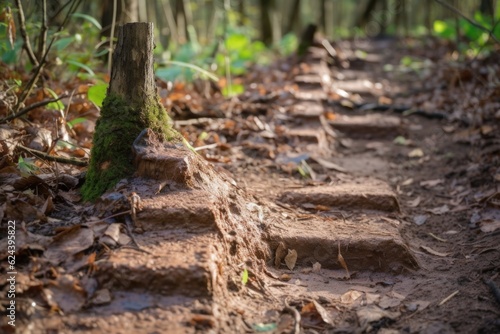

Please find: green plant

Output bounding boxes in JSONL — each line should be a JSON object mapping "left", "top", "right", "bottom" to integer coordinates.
{"left": 52, "top": 13, "right": 104, "bottom": 80}
{"left": 433, "top": 11, "right": 500, "bottom": 55}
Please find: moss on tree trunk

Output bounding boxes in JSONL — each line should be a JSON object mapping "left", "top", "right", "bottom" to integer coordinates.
{"left": 82, "top": 23, "right": 180, "bottom": 201}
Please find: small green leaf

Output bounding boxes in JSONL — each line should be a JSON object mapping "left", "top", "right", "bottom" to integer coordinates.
{"left": 66, "top": 59, "right": 95, "bottom": 76}
{"left": 53, "top": 36, "right": 75, "bottom": 51}
{"left": 241, "top": 268, "right": 249, "bottom": 285}
{"left": 71, "top": 13, "right": 102, "bottom": 30}
{"left": 160, "top": 60, "right": 218, "bottom": 82}
{"left": 225, "top": 33, "right": 249, "bottom": 51}
{"left": 68, "top": 117, "right": 87, "bottom": 129}
{"left": 252, "top": 323, "right": 278, "bottom": 332}
{"left": 18, "top": 157, "right": 38, "bottom": 176}
{"left": 222, "top": 83, "right": 245, "bottom": 97}
{"left": 45, "top": 88, "right": 64, "bottom": 111}
{"left": 393, "top": 136, "right": 408, "bottom": 145}
{"left": 198, "top": 131, "right": 209, "bottom": 141}
{"left": 88, "top": 84, "right": 108, "bottom": 107}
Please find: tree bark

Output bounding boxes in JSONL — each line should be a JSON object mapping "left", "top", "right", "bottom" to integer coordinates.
{"left": 100, "top": 0, "right": 139, "bottom": 40}
{"left": 82, "top": 22, "right": 178, "bottom": 201}
{"left": 260, "top": 0, "right": 273, "bottom": 45}
{"left": 285, "top": 0, "right": 301, "bottom": 35}
{"left": 356, "top": 0, "right": 379, "bottom": 28}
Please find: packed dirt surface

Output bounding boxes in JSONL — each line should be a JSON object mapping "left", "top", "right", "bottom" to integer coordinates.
{"left": 1, "top": 37, "right": 500, "bottom": 333}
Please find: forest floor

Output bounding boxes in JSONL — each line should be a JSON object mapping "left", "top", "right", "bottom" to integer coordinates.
{"left": 1, "top": 37, "right": 500, "bottom": 334}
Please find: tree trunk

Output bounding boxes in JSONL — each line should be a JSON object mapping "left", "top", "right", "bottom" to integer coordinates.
{"left": 479, "top": 0, "right": 494, "bottom": 17}
{"left": 82, "top": 22, "right": 178, "bottom": 201}
{"left": 356, "top": 0, "right": 379, "bottom": 28}
{"left": 285, "top": 0, "right": 301, "bottom": 35}
{"left": 260, "top": 0, "right": 273, "bottom": 45}
{"left": 100, "top": 0, "right": 139, "bottom": 40}
{"left": 237, "top": 0, "right": 245, "bottom": 26}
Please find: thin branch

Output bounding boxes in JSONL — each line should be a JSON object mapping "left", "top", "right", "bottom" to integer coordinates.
{"left": 37, "top": 0, "right": 48, "bottom": 60}
{"left": 14, "top": 0, "right": 39, "bottom": 66}
{"left": 17, "top": 144, "right": 89, "bottom": 167}
{"left": 14, "top": 0, "right": 82, "bottom": 112}
{"left": 434, "top": 0, "right": 500, "bottom": 44}
{"left": 1, "top": 96, "right": 68, "bottom": 123}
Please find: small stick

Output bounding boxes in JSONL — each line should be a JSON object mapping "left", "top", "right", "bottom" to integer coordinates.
{"left": 428, "top": 233, "right": 447, "bottom": 242}
{"left": 1, "top": 96, "right": 67, "bottom": 123}
{"left": 438, "top": 290, "right": 459, "bottom": 306}
{"left": 17, "top": 144, "right": 88, "bottom": 166}
{"left": 283, "top": 298, "right": 301, "bottom": 334}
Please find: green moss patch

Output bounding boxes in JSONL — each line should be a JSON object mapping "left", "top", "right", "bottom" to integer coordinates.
{"left": 81, "top": 94, "right": 180, "bottom": 201}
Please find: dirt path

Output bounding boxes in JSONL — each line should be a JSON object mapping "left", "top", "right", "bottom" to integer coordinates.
{"left": 4, "top": 38, "right": 500, "bottom": 333}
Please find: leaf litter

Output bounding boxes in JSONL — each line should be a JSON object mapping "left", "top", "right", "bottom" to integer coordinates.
{"left": 0, "top": 34, "right": 499, "bottom": 333}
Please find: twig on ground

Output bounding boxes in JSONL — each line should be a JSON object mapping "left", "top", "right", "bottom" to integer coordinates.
{"left": 283, "top": 298, "right": 301, "bottom": 334}
{"left": 438, "top": 290, "right": 459, "bottom": 306}
{"left": 1, "top": 96, "right": 68, "bottom": 123}
{"left": 17, "top": 144, "right": 88, "bottom": 166}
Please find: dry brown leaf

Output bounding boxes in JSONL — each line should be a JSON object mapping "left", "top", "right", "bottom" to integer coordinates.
{"left": 338, "top": 242, "right": 350, "bottom": 279}
{"left": 45, "top": 275, "right": 86, "bottom": 313}
{"left": 44, "top": 226, "right": 94, "bottom": 265}
{"left": 312, "top": 262, "right": 321, "bottom": 273}
{"left": 274, "top": 241, "right": 287, "bottom": 268}
{"left": 340, "top": 290, "right": 363, "bottom": 304}
{"left": 284, "top": 249, "right": 298, "bottom": 270}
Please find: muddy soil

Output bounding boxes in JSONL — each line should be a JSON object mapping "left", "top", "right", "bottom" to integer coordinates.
{"left": 2, "top": 38, "right": 500, "bottom": 334}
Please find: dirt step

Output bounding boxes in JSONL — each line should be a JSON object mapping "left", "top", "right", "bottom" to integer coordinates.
{"left": 293, "top": 89, "right": 327, "bottom": 101}
{"left": 267, "top": 214, "right": 418, "bottom": 272}
{"left": 137, "top": 190, "right": 218, "bottom": 231}
{"left": 279, "top": 178, "right": 400, "bottom": 212}
{"left": 294, "top": 74, "right": 328, "bottom": 91}
{"left": 289, "top": 100, "right": 324, "bottom": 118}
{"left": 328, "top": 113, "right": 404, "bottom": 139}
{"left": 96, "top": 231, "right": 220, "bottom": 297}
{"left": 331, "top": 79, "right": 384, "bottom": 96}
{"left": 33, "top": 299, "right": 207, "bottom": 333}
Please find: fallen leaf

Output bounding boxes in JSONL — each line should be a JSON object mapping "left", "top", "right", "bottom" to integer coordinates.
{"left": 420, "top": 179, "right": 444, "bottom": 187}
{"left": 300, "top": 300, "right": 334, "bottom": 326}
{"left": 428, "top": 205, "right": 449, "bottom": 215}
{"left": 312, "top": 262, "right": 321, "bottom": 273}
{"left": 44, "top": 226, "right": 94, "bottom": 265}
{"left": 45, "top": 275, "right": 86, "bottom": 313}
{"left": 338, "top": 242, "right": 350, "bottom": 279}
{"left": 378, "top": 291, "right": 405, "bottom": 309}
{"left": 284, "top": 249, "right": 298, "bottom": 270}
{"left": 340, "top": 290, "right": 363, "bottom": 304}
{"left": 479, "top": 219, "right": 500, "bottom": 233}
{"left": 413, "top": 214, "right": 428, "bottom": 225}
{"left": 408, "top": 196, "right": 421, "bottom": 207}
{"left": 356, "top": 305, "right": 400, "bottom": 331}
{"left": 405, "top": 300, "right": 430, "bottom": 312}
{"left": 279, "top": 273, "right": 292, "bottom": 281}
{"left": 91, "top": 289, "right": 112, "bottom": 305}
{"left": 275, "top": 241, "right": 287, "bottom": 268}
{"left": 401, "top": 178, "right": 414, "bottom": 186}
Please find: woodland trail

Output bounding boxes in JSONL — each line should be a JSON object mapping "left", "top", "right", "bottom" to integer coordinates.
{"left": 4, "top": 38, "right": 500, "bottom": 334}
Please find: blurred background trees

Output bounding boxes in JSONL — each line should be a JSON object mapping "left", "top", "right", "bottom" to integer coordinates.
{"left": 1, "top": 0, "right": 499, "bottom": 85}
